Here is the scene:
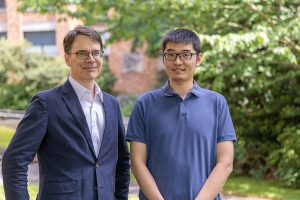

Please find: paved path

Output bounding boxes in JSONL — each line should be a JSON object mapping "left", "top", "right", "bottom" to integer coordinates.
{"left": 0, "top": 119, "right": 21, "bottom": 129}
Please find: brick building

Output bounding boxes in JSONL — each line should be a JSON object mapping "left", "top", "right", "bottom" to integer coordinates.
{"left": 0, "top": 0, "right": 162, "bottom": 94}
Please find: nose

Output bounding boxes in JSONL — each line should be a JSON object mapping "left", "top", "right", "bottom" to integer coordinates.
{"left": 174, "top": 55, "right": 183, "bottom": 64}
{"left": 86, "top": 52, "right": 96, "bottom": 62}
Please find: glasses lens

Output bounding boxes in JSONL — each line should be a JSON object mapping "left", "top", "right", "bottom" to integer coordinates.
{"left": 92, "top": 50, "right": 102, "bottom": 58}
{"left": 180, "top": 53, "right": 192, "bottom": 60}
{"left": 77, "top": 51, "right": 89, "bottom": 59}
{"left": 165, "top": 53, "right": 176, "bottom": 60}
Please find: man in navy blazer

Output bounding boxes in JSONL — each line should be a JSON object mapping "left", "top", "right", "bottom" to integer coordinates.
{"left": 2, "top": 26, "right": 130, "bottom": 200}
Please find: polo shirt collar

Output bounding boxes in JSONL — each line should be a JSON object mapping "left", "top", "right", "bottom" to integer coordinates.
{"left": 162, "top": 80, "right": 202, "bottom": 98}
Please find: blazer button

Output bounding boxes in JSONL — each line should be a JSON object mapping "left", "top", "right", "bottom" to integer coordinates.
{"left": 94, "top": 186, "right": 98, "bottom": 191}
{"left": 96, "top": 163, "right": 100, "bottom": 168}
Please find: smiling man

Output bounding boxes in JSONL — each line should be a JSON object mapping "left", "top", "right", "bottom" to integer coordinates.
{"left": 126, "top": 28, "right": 237, "bottom": 200}
{"left": 2, "top": 26, "right": 130, "bottom": 200}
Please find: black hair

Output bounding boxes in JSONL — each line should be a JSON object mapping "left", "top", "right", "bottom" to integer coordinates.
{"left": 162, "top": 28, "right": 201, "bottom": 54}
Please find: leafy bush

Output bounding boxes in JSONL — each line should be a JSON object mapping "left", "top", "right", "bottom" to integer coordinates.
{"left": 0, "top": 39, "right": 67, "bottom": 109}
{"left": 195, "top": 24, "right": 300, "bottom": 187}
{"left": 0, "top": 39, "right": 116, "bottom": 109}
{"left": 96, "top": 62, "right": 116, "bottom": 94}
{"left": 269, "top": 126, "right": 300, "bottom": 188}
{"left": 118, "top": 95, "right": 137, "bottom": 117}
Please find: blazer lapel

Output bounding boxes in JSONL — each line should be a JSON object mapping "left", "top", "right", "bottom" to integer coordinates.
{"left": 61, "top": 80, "right": 97, "bottom": 158}
{"left": 97, "top": 94, "right": 114, "bottom": 160}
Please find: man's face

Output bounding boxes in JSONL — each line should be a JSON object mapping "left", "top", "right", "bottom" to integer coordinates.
{"left": 64, "top": 35, "right": 103, "bottom": 84}
{"left": 163, "top": 42, "right": 202, "bottom": 84}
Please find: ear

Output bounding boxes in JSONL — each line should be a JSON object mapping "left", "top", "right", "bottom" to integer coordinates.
{"left": 196, "top": 53, "right": 202, "bottom": 66}
{"left": 64, "top": 53, "right": 70, "bottom": 66}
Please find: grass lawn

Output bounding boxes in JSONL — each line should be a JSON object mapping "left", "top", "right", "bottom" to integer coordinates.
{"left": 0, "top": 184, "right": 39, "bottom": 200}
{"left": 0, "top": 126, "right": 14, "bottom": 148}
{"left": 224, "top": 176, "right": 300, "bottom": 200}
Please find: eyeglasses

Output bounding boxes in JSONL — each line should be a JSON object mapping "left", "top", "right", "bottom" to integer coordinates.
{"left": 68, "top": 50, "right": 104, "bottom": 60}
{"left": 162, "top": 52, "right": 198, "bottom": 61}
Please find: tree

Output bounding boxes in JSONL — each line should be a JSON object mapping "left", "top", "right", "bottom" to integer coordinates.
{"left": 193, "top": 1, "right": 300, "bottom": 187}
{"left": 18, "top": 0, "right": 300, "bottom": 187}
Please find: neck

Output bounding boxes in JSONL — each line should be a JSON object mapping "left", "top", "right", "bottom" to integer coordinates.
{"left": 169, "top": 80, "right": 193, "bottom": 99}
{"left": 71, "top": 76, "right": 96, "bottom": 97}
{"left": 83, "top": 81, "right": 96, "bottom": 98}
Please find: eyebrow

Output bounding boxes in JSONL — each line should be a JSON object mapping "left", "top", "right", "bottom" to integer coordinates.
{"left": 165, "top": 49, "right": 193, "bottom": 52}
{"left": 75, "top": 49, "right": 101, "bottom": 52}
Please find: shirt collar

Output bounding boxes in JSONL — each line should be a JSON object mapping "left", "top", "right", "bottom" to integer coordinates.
{"left": 162, "top": 80, "right": 202, "bottom": 98}
{"left": 68, "top": 76, "right": 103, "bottom": 102}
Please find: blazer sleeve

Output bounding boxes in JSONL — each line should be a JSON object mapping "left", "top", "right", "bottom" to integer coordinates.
{"left": 1, "top": 95, "right": 48, "bottom": 200}
{"left": 114, "top": 104, "right": 130, "bottom": 200}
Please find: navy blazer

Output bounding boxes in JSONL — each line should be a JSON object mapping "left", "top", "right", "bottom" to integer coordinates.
{"left": 2, "top": 80, "right": 130, "bottom": 200}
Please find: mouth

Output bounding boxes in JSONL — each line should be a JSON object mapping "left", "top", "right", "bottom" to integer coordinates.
{"left": 82, "top": 66, "right": 98, "bottom": 70}
{"left": 171, "top": 68, "right": 185, "bottom": 72}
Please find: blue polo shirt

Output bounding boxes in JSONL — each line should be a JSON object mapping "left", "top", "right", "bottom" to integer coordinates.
{"left": 126, "top": 81, "right": 236, "bottom": 200}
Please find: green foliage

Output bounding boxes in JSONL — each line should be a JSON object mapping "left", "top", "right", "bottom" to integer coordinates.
{"left": 18, "top": 0, "right": 300, "bottom": 188}
{"left": 96, "top": 62, "right": 116, "bottom": 94}
{"left": 0, "top": 39, "right": 116, "bottom": 109}
{"left": 192, "top": 1, "right": 300, "bottom": 188}
{"left": 0, "top": 39, "right": 67, "bottom": 109}
{"left": 118, "top": 95, "right": 137, "bottom": 117}
{"left": 269, "top": 126, "right": 300, "bottom": 188}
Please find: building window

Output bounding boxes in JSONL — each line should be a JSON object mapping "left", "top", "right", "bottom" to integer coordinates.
{"left": 123, "top": 52, "right": 143, "bottom": 73}
{"left": 0, "top": 32, "right": 6, "bottom": 38}
{"left": 24, "top": 31, "right": 57, "bottom": 55}
{"left": 0, "top": 0, "right": 5, "bottom": 9}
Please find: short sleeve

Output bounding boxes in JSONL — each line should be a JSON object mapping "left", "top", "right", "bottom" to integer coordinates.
{"left": 217, "top": 95, "right": 237, "bottom": 143}
{"left": 126, "top": 99, "right": 146, "bottom": 143}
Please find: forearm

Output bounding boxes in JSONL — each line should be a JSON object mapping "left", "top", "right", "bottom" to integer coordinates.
{"left": 132, "top": 163, "right": 164, "bottom": 200}
{"left": 2, "top": 149, "right": 30, "bottom": 200}
{"left": 196, "top": 141, "right": 234, "bottom": 200}
{"left": 196, "top": 161, "right": 232, "bottom": 200}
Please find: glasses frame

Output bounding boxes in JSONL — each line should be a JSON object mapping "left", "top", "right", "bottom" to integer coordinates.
{"left": 162, "top": 52, "right": 198, "bottom": 61}
{"left": 68, "top": 50, "right": 104, "bottom": 60}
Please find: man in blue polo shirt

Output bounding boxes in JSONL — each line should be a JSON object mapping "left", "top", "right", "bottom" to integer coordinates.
{"left": 126, "top": 28, "right": 236, "bottom": 200}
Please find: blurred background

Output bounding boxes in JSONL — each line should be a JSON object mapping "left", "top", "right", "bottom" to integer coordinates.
{"left": 0, "top": 0, "right": 299, "bottom": 199}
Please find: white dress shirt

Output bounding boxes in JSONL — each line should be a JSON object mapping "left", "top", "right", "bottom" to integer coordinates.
{"left": 69, "top": 76, "right": 105, "bottom": 157}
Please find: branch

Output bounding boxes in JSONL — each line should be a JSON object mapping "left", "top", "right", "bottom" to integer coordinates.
{"left": 246, "top": 2, "right": 276, "bottom": 26}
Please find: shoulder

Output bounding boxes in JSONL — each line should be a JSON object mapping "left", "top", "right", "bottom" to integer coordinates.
{"left": 103, "top": 92, "right": 118, "bottom": 103}
{"left": 199, "top": 88, "right": 228, "bottom": 103}
{"left": 102, "top": 92, "right": 121, "bottom": 110}
{"left": 32, "top": 84, "right": 64, "bottom": 101}
{"left": 136, "top": 88, "right": 163, "bottom": 104}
